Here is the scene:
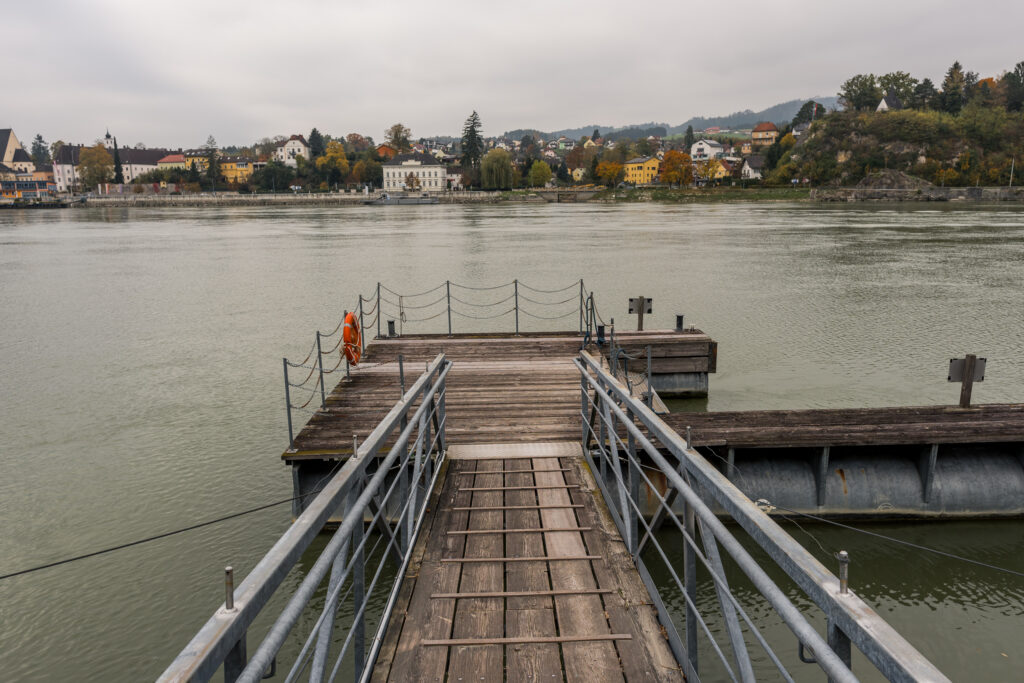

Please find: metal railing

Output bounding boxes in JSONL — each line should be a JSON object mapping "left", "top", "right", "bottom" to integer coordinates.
{"left": 574, "top": 351, "right": 949, "bottom": 683}
{"left": 161, "top": 353, "right": 451, "bottom": 683}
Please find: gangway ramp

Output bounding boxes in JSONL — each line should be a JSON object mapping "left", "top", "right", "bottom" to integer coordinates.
{"left": 371, "top": 442, "right": 683, "bottom": 682}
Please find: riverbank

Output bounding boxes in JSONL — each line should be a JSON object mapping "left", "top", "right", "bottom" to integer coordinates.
{"left": 595, "top": 186, "right": 812, "bottom": 203}
{"left": 811, "top": 185, "right": 1024, "bottom": 202}
{"left": 81, "top": 190, "right": 508, "bottom": 208}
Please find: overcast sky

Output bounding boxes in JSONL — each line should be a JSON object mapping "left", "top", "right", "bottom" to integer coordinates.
{"left": 6, "top": 0, "right": 1023, "bottom": 149}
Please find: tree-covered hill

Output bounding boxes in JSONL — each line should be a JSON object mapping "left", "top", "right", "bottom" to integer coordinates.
{"left": 766, "top": 61, "right": 1024, "bottom": 186}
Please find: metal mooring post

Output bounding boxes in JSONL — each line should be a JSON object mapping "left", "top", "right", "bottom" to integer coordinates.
{"left": 514, "top": 279, "right": 520, "bottom": 335}
{"left": 960, "top": 354, "right": 977, "bottom": 408}
{"left": 282, "top": 358, "right": 294, "bottom": 448}
{"left": 828, "top": 550, "right": 854, "bottom": 678}
{"left": 609, "top": 319, "right": 616, "bottom": 377}
{"left": 358, "top": 298, "right": 366, "bottom": 355}
{"left": 398, "top": 354, "right": 405, "bottom": 396}
{"left": 446, "top": 280, "right": 452, "bottom": 337}
{"left": 315, "top": 331, "right": 326, "bottom": 408}
{"left": 223, "top": 566, "right": 247, "bottom": 683}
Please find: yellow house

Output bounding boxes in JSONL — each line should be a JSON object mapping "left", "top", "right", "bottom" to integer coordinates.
{"left": 183, "top": 149, "right": 211, "bottom": 173}
{"left": 220, "top": 156, "right": 254, "bottom": 183}
{"left": 624, "top": 156, "right": 660, "bottom": 185}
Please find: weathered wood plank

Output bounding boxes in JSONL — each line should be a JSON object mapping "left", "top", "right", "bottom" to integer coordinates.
{"left": 446, "top": 460, "right": 504, "bottom": 681}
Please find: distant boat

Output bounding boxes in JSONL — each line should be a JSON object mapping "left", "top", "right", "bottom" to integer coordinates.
{"left": 363, "top": 192, "right": 439, "bottom": 206}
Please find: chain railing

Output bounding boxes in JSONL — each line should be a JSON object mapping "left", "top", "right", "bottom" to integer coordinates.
{"left": 366, "top": 278, "right": 590, "bottom": 337}
{"left": 574, "top": 351, "right": 949, "bottom": 683}
{"left": 161, "top": 354, "right": 451, "bottom": 683}
{"left": 283, "top": 279, "right": 603, "bottom": 449}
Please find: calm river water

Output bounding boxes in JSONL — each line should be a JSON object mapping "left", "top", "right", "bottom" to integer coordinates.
{"left": 1, "top": 203, "right": 1022, "bottom": 681}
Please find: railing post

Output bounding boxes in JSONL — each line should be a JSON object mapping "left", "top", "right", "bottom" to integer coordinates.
{"left": 578, "top": 279, "right": 584, "bottom": 335}
{"left": 353, "top": 502, "right": 365, "bottom": 679}
{"left": 398, "top": 354, "right": 406, "bottom": 397}
{"left": 684, "top": 498, "right": 698, "bottom": 675}
{"left": 514, "top": 278, "right": 520, "bottom": 335}
{"left": 446, "top": 280, "right": 452, "bottom": 337}
{"left": 626, "top": 408, "right": 640, "bottom": 558}
{"left": 376, "top": 282, "right": 381, "bottom": 340}
{"left": 827, "top": 619, "right": 853, "bottom": 683}
{"left": 283, "top": 358, "right": 294, "bottom": 449}
{"left": 646, "top": 345, "right": 653, "bottom": 408}
{"left": 342, "top": 310, "right": 351, "bottom": 380}
{"left": 316, "top": 331, "right": 326, "bottom": 409}
{"left": 310, "top": 492, "right": 355, "bottom": 681}
{"left": 609, "top": 319, "right": 616, "bottom": 378}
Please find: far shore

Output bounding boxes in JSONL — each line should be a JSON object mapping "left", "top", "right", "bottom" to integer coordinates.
{"left": 8, "top": 185, "right": 1024, "bottom": 210}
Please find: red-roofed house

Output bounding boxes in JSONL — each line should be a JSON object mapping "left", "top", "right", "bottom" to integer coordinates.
{"left": 158, "top": 154, "right": 186, "bottom": 169}
{"left": 751, "top": 122, "right": 779, "bottom": 148}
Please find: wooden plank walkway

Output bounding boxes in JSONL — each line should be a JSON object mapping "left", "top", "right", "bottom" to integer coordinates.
{"left": 370, "top": 442, "right": 683, "bottom": 683}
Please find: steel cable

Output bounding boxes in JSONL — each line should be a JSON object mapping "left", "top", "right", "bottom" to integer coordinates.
{"left": 518, "top": 306, "right": 578, "bottom": 320}
{"left": 450, "top": 306, "right": 515, "bottom": 320}
{"left": 518, "top": 293, "right": 578, "bottom": 306}
{"left": 449, "top": 281, "right": 514, "bottom": 291}
{"left": 449, "top": 292, "right": 516, "bottom": 307}
{"left": 380, "top": 282, "right": 446, "bottom": 298}
{"left": 518, "top": 281, "right": 579, "bottom": 294}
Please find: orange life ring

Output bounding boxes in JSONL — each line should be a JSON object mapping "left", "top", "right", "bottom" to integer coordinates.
{"left": 343, "top": 312, "right": 362, "bottom": 365}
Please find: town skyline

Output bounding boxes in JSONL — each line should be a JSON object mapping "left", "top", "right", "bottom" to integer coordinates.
{"left": 7, "top": 0, "right": 1024, "bottom": 146}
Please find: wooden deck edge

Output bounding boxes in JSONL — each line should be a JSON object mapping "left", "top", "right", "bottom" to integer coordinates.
{"left": 369, "top": 458, "right": 450, "bottom": 683}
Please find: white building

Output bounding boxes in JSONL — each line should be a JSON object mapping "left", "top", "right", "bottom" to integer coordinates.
{"left": 383, "top": 153, "right": 449, "bottom": 192}
{"left": 690, "top": 139, "right": 724, "bottom": 160}
{"left": 741, "top": 155, "right": 765, "bottom": 180}
{"left": 52, "top": 145, "right": 82, "bottom": 192}
{"left": 274, "top": 135, "right": 311, "bottom": 167}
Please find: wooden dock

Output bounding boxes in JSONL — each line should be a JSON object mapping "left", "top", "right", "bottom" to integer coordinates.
{"left": 284, "top": 330, "right": 713, "bottom": 460}
{"left": 663, "top": 404, "right": 1024, "bottom": 448}
{"left": 370, "top": 442, "right": 683, "bottom": 682}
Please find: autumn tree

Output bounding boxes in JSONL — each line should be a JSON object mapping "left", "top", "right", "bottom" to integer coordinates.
{"left": 316, "top": 140, "right": 350, "bottom": 186}
{"left": 565, "top": 145, "right": 586, "bottom": 169}
{"left": 595, "top": 161, "right": 624, "bottom": 186}
{"left": 385, "top": 123, "right": 412, "bottom": 152}
{"left": 78, "top": 144, "right": 114, "bottom": 189}
{"left": 697, "top": 159, "right": 721, "bottom": 185}
{"left": 481, "top": 148, "right": 514, "bottom": 189}
{"left": 660, "top": 150, "right": 693, "bottom": 187}
{"left": 350, "top": 159, "right": 367, "bottom": 184}
{"left": 461, "top": 111, "right": 484, "bottom": 170}
{"left": 404, "top": 172, "right": 421, "bottom": 190}
{"left": 839, "top": 74, "right": 882, "bottom": 111}
{"left": 308, "top": 128, "right": 326, "bottom": 159}
{"left": 346, "top": 133, "right": 370, "bottom": 152}
{"left": 527, "top": 160, "right": 552, "bottom": 187}
{"left": 30, "top": 134, "right": 50, "bottom": 166}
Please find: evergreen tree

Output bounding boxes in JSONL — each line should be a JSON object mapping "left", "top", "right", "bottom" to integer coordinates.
{"left": 1003, "top": 62, "right": 1024, "bottom": 112}
{"left": 941, "top": 61, "right": 967, "bottom": 114}
{"left": 113, "top": 138, "right": 124, "bottom": 184}
{"left": 556, "top": 161, "right": 569, "bottom": 182}
{"left": 683, "top": 125, "right": 695, "bottom": 150}
{"left": 911, "top": 79, "right": 939, "bottom": 110}
{"left": 460, "top": 111, "right": 484, "bottom": 171}
{"left": 30, "top": 134, "right": 50, "bottom": 166}
{"left": 204, "top": 135, "right": 221, "bottom": 188}
{"left": 592, "top": 129, "right": 600, "bottom": 141}
{"left": 308, "top": 128, "right": 326, "bottom": 159}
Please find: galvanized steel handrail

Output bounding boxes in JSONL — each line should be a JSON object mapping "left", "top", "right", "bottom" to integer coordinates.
{"left": 160, "top": 353, "right": 450, "bottom": 683}
{"left": 575, "top": 351, "right": 950, "bottom": 683}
